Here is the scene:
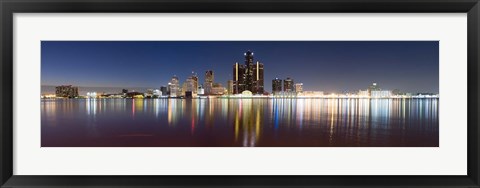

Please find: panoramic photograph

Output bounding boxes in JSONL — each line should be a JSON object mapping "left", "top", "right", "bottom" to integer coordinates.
{"left": 41, "top": 41, "right": 439, "bottom": 147}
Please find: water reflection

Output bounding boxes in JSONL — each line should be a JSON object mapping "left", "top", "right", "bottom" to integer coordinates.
{"left": 41, "top": 98, "right": 439, "bottom": 147}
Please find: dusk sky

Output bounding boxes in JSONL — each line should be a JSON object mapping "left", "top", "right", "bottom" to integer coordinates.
{"left": 41, "top": 41, "right": 439, "bottom": 93}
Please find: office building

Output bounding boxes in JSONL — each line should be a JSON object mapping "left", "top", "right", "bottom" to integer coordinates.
{"left": 283, "top": 77, "right": 294, "bottom": 92}
{"left": 233, "top": 62, "right": 246, "bottom": 94}
{"left": 191, "top": 72, "right": 199, "bottom": 94}
{"left": 197, "top": 86, "right": 205, "bottom": 95}
{"left": 204, "top": 70, "right": 214, "bottom": 95}
{"left": 160, "top": 86, "right": 168, "bottom": 96}
{"left": 371, "top": 90, "right": 392, "bottom": 98}
{"left": 295, "top": 83, "right": 303, "bottom": 94}
{"left": 358, "top": 90, "right": 369, "bottom": 97}
{"left": 244, "top": 51, "right": 254, "bottom": 92}
{"left": 252, "top": 61, "right": 264, "bottom": 94}
{"left": 368, "top": 82, "right": 381, "bottom": 95}
{"left": 211, "top": 83, "right": 225, "bottom": 95}
{"left": 232, "top": 51, "right": 265, "bottom": 95}
{"left": 272, "top": 78, "right": 282, "bottom": 95}
{"left": 227, "top": 80, "right": 234, "bottom": 95}
{"left": 301, "top": 91, "right": 324, "bottom": 97}
{"left": 169, "top": 76, "right": 180, "bottom": 97}
{"left": 185, "top": 77, "right": 196, "bottom": 94}
{"left": 181, "top": 82, "right": 187, "bottom": 97}
{"left": 55, "top": 85, "right": 79, "bottom": 98}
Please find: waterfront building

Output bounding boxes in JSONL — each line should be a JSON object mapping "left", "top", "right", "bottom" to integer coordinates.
{"left": 295, "top": 83, "right": 303, "bottom": 94}
{"left": 392, "top": 89, "right": 401, "bottom": 96}
{"left": 301, "top": 91, "right": 324, "bottom": 97}
{"left": 272, "top": 78, "right": 282, "bottom": 95}
{"left": 184, "top": 76, "right": 196, "bottom": 95}
{"left": 55, "top": 85, "right": 79, "bottom": 98}
{"left": 227, "top": 80, "right": 234, "bottom": 95}
{"left": 368, "top": 82, "right": 381, "bottom": 95}
{"left": 358, "top": 90, "right": 369, "bottom": 97}
{"left": 211, "top": 83, "right": 226, "bottom": 95}
{"left": 185, "top": 91, "right": 193, "bottom": 98}
{"left": 126, "top": 91, "right": 144, "bottom": 98}
{"left": 233, "top": 62, "right": 246, "bottom": 94}
{"left": 160, "top": 86, "right": 168, "bottom": 96}
{"left": 86, "top": 92, "right": 97, "bottom": 98}
{"left": 169, "top": 76, "right": 180, "bottom": 97}
{"left": 153, "top": 89, "right": 162, "bottom": 97}
{"left": 232, "top": 51, "right": 265, "bottom": 94}
{"left": 190, "top": 72, "right": 199, "bottom": 93}
{"left": 283, "top": 77, "right": 294, "bottom": 92}
{"left": 252, "top": 61, "right": 264, "bottom": 94}
{"left": 244, "top": 51, "right": 254, "bottom": 92}
{"left": 181, "top": 82, "right": 187, "bottom": 97}
{"left": 204, "top": 70, "right": 214, "bottom": 95}
{"left": 197, "top": 86, "right": 205, "bottom": 95}
{"left": 371, "top": 90, "right": 392, "bottom": 98}
{"left": 241, "top": 90, "right": 253, "bottom": 96}
{"left": 41, "top": 94, "right": 56, "bottom": 99}
{"left": 145, "top": 89, "right": 154, "bottom": 98}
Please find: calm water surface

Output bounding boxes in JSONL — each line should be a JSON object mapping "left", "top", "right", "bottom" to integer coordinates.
{"left": 41, "top": 98, "right": 439, "bottom": 147}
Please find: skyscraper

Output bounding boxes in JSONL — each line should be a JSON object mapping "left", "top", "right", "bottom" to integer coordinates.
{"left": 233, "top": 62, "right": 246, "bottom": 94}
{"left": 204, "top": 70, "right": 214, "bottom": 95}
{"left": 227, "top": 80, "right": 234, "bottom": 95}
{"left": 232, "top": 51, "right": 264, "bottom": 95}
{"left": 244, "top": 51, "right": 254, "bottom": 92}
{"left": 184, "top": 77, "right": 196, "bottom": 94}
{"left": 191, "top": 71, "right": 199, "bottom": 94}
{"left": 284, "top": 77, "right": 294, "bottom": 92}
{"left": 169, "top": 76, "right": 180, "bottom": 97}
{"left": 272, "top": 78, "right": 282, "bottom": 95}
{"left": 252, "top": 61, "right": 264, "bottom": 94}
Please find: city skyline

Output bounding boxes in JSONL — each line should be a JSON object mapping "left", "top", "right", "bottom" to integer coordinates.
{"left": 41, "top": 41, "right": 439, "bottom": 93}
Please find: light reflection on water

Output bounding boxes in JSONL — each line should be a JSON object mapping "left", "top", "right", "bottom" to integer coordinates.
{"left": 41, "top": 98, "right": 438, "bottom": 147}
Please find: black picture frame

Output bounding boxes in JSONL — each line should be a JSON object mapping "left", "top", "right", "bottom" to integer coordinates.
{"left": 1, "top": 0, "right": 479, "bottom": 187}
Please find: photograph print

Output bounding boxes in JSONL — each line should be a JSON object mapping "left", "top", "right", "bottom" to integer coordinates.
{"left": 41, "top": 41, "right": 439, "bottom": 147}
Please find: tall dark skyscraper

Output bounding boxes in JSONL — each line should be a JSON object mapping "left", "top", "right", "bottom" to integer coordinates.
{"left": 272, "top": 78, "right": 282, "bottom": 95}
{"left": 252, "top": 61, "right": 264, "bottom": 94}
{"left": 283, "top": 77, "right": 294, "bottom": 92}
{"left": 233, "top": 62, "right": 246, "bottom": 94}
{"left": 244, "top": 51, "right": 254, "bottom": 92}
{"left": 191, "top": 72, "right": 199, "bottom": 94}
{"left": 232, "top": 51, "right": 264, "bottom": 94}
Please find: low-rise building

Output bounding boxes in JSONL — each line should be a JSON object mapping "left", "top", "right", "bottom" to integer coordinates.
{"left": 371, "top": 90, "right": 392, "bottom": 98}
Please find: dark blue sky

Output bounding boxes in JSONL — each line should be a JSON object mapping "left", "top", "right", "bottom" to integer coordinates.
{"left": 41, "top": 41, "right": 439, "bottom": 93}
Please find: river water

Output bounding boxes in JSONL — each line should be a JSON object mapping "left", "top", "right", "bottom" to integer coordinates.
{"left": 41, "top": 98, "right": 439, "bottom": 147}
